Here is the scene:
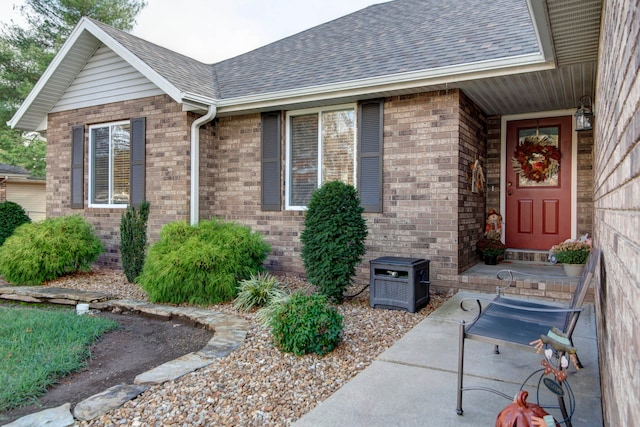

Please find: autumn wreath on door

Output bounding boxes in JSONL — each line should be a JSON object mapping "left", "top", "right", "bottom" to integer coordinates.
{"left": 512, "top": 135, "right": 561, "bottom": 183}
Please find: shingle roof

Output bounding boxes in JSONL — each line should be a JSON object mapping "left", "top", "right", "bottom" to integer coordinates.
{"left": 211, "top": 0, "right": 539, "bottom": 99}
{"left": 90, "top": 18, "right": 219, "bottom": 99}
{"left": 92, "top": 0, "right": 539, "bottom": 101}
{"left": 10, "top": 0, "right": 546, "bottom": 130}
{"left": 0, "top": 163, "right": 30, "bottom": 176}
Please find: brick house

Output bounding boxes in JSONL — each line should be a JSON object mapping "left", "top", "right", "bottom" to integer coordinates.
{"left": 7, "top": 0, "right": 640, "bottom": 424}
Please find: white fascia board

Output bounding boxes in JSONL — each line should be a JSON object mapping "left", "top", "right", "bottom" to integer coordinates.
{"left": 8, "top": 17, "right": 185, "bottom": 130}
{"left": 7, "top": 18, "right": 96, "bottom": 129}
{"left": 216, "top": 53, "right": 555, "bottom": 114}
{"left": 526, "top": 0, "right": 556, "bottom": 63}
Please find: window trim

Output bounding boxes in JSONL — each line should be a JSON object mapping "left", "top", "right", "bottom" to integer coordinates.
{"left": 88, "top": 120, "right": 131, "bottom": 209}
{"left": 285, "top": 103, "right": 357, "bottom": 210}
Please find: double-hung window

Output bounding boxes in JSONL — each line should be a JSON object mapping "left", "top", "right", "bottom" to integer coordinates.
{"left": 88, "top": 121, "right": 131, "bottom": 207}
{"left": 286, "top": 105, "right": 356, "bottom": 209}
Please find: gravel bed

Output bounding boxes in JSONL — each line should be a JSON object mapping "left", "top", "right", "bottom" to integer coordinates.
{"left": 36, "top": 269, "right": 449, "bottom": 426}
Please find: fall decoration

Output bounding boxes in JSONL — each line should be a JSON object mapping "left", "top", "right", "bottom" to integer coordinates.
{"left": 512, "top": 136, "right": 561, "bottom": 183}
{"left": 496, "top": 391, "right": 560, "bottom": 427}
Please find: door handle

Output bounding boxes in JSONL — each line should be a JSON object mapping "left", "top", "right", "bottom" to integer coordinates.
{"left": 507, "top": 191, "right": 512, "bottom": 196}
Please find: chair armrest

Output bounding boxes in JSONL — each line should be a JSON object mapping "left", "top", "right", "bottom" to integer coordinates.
{"left": 460, "top": 296, "right": 582, "bottom": 323}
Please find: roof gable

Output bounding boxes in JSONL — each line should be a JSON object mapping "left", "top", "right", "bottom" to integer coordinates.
{"left": 51, "top": 44, "right": 164, "bottom": 112}
{"left": 8, "top": 17, "right": 215, "bottom": 131}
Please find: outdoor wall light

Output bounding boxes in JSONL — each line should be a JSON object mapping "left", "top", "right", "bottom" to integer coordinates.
{"left": 574, "top": 95, "right": 594, "bottom": 131}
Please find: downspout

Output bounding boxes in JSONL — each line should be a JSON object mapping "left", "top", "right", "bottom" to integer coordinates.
{"left": 190, "top": 105, "right": 217, "bottom": 225}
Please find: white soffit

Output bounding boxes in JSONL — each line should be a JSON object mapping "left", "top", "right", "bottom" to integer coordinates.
{"left": 459, "top": 61, "right": 597, "bottom": 115}
{"left": 8, "top": 30, "right": 101, "bottom": 131}
{"left": 546, "top": 0, "right": 602, "bottom": 67}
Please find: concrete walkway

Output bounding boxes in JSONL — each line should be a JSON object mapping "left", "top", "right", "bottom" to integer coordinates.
{"left": 294, "top": 292, "right": 603, "bottom": 426}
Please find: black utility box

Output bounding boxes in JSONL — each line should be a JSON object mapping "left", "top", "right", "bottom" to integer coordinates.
{"left": 369, "top": 257, "right": 430, "bottom": 313}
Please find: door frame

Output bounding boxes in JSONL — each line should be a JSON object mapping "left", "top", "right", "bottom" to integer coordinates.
{"left": 500, "top": 109, "right": 578, "bottom": 246}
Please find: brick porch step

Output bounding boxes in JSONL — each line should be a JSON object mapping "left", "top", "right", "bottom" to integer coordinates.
{"left": 457, "top": 259, "right": 592, "bottom": 303}
{"left": 504, "top": 248, "right": 551, "bottom": 263}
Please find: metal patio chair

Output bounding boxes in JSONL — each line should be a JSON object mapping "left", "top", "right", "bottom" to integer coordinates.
{"left": 456, "top": 248, "right": 600, "bottom": 426}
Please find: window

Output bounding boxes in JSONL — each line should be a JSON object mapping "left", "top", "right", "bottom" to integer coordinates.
{"left": 89, "top": 121, "right": 131, "bottom": 207}
{"left": 260, "top": 101, "right": 382, "bottom": 213}
{"left": 286, "top": 105, "right": 356, "bottom": 209}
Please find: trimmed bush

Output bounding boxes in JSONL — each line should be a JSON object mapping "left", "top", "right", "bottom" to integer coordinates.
{"left": 138, "top": 218, "right": 271, "bottom": 305}
{"left": 233, "top": 272, "right": 288, "bottom": 311}
{"left": 255, "top": 294, "right": 290, "bottom": 328}
{"left": 300, "top": 181, "right": 368, "bottom": 303}
{"left": 0, "top": 201, "right": 31, "bottom": 246}
{"left": 120, "top": 201, "right": 150, "bottom": 283}
{"left": 269, "top": 293, "right": 343, "bottom": 356}
{"left": 0, "top": 215, "right": 104, "bottom": 285}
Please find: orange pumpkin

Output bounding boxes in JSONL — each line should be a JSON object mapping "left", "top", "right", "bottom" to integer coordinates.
{"left": 496, "top": 391, "right": 560, "bottom": 427}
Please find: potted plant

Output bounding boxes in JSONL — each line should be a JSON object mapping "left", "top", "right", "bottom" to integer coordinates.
{"left": 476, "top": 238, "right": 507, "bottom": 265}
{"left": 550, "top": 239, "right": 592, "bottom": 276}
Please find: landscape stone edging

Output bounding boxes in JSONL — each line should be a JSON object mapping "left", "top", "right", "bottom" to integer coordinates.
{"left": 1, "top": 289, "right": 248, "bottom": 425}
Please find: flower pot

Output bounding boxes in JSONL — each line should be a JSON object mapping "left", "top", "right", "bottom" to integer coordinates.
{"left": 485, "top": 255, "right": 499, "bottom": 265}
{"left": 562, "top": 263, "right": 585, "bottom": 277}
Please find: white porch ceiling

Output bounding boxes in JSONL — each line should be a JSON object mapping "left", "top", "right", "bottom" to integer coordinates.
{"left": 459, "top": 0, "right": 601, "bottom": 115}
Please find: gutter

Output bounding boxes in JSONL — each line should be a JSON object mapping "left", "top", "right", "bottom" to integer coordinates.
{"left": 188, "top": 101, "right": 217, "bottom": 226}
{"left": 215, "top": 53, "right": 555, "bottom": 114}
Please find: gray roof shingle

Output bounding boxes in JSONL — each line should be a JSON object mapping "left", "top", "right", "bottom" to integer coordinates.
{"left": 211, "top": 0, "right": 539, "bottom": 99}
{"left": 92, "top": 0, "right": 539, "bottom": 102}
{"left": 90, "top": 18, "right": 219, "bottom": 99}
{"left": 0, "top": 163, "right": 30, "bottom": 175}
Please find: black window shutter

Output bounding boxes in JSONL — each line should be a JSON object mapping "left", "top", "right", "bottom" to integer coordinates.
{"left": 261, "top": 112, "right": 281, "bottom": 211}
{"left": 358, "top": 99, "right": 384, "bottom": 213}
{"left": 70, "top": 125, "right": 84, "bottom": 209}
{"left": 130, "top": 117, "right": 146, "bottom": 207}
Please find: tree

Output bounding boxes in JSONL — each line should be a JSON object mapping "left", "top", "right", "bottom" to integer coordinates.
{"left": 300, "top": 181, "right": 368, "bottom": 303}
{"left": 0, "top": 129, "right": 46, "bottom": 177}
{"left": 0, "top": 0, "right": 147, "bottom": 176}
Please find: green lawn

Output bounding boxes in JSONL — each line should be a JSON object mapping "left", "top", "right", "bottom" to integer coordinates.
{"left": 0, "top": 304, "right": 120, "bottom": 411}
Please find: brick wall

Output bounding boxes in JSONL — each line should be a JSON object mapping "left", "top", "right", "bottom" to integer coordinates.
{"left": 593, "top": 0, "right": 640, "bottom": 425}
{"left": 200, "top": 112, "right": 306, "bottom": 276}
{"left": 576, "top": 130, "right": 594, "bottom": 236}
{"left": 457, "top": 91, "right": 488, "bottom": 271}
{"left": 485, "top": 116, "right": 502, "bottom": 213}
{"left": 47, "top": 95, "right": 191, "bottom": 266}
{"left": 200, "top": 89, "right": 481, "bottom": 288}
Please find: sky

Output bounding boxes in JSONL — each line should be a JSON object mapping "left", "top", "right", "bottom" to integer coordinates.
{"left": 0, "top": 0, "right": 387, "bottom": 63}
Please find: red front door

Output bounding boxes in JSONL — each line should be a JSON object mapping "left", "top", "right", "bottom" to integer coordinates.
{"left": 505, "top": 116, "right": 572, "bottom": 250}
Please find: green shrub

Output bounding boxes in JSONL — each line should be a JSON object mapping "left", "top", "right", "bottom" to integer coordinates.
{"left": 269, "top": 293, "right": 343, "bottom": 356}
{"left": 0, "top": 201, "right": 31, "bottom": 246}
{"left": 300, "top": 181, "right": 368, "bottom": 303}
{"left": 255, "top": 294, "right": 290, "bottom": 328}
{"left": 233, "top": 272, "right": 288, "bottom": 311}
{"left": 120, "top": 201, "right": 150, "bottom": 283}
{"left": 0, "top": 215, "right": 104, "bottom": 285}
{"left": 138, "top": 218, "right": 271, "bottom": 305}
